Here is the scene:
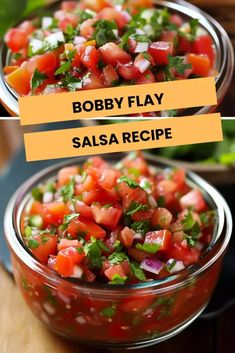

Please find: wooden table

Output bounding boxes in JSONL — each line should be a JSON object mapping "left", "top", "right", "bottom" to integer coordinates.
{"left": 1, "top": 1, "right": 235, "bottom": 352}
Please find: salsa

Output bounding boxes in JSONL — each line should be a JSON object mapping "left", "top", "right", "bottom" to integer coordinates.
{"left": 4, "top": 0, "right": 215, "bottom": 108}
{"left": 22, "top": 152, "right": 214, "bottom": 284}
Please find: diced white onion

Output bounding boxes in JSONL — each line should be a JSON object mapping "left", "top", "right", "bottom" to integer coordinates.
{"left": 74, "top": 36, "right": 86, "bottom": 45}
{"left": 29, "top": 39, "right": 43, "bottom": 54}
{"left": 140, "top": 9, "right": 155, "bottom": 22}
{"left": 75, "top": 174, "right": 83, "bottom": 183}
{"left": 71, "top": 265, "right": 83, "bottom": 278}
{"left": 179, "top": 23, "right": 190, "bottom": 34}
{"left": 148, "top": 195, "right": 157, "bottom": 208}
{"left": 166, "top": 258, "right": 185, "bottom": 273}
{"left": 135, "top": 28, "right": 145, "bottom": 35}
{"left": 42, "top": 16, "right": 53, "bottom": 29}
{"left": 75, "top": 315, "right": 86, "bottom": 325}
{"left": 45, "top": 31, "right": 65, "bottom": 47}
{"left": 84, "top": 9, "right": 96, "bottom": 17}
{"left": 134, "top": 232, "right": 143, "bottom": 240}
{"left": 134, "top": 58, "right": 150, "bottom": 73}
{"left": 42, "top": 191, "right": 54, "bottom": 203}
{"left": 143, "top": 24, "right": 154, "bottom": 37}
{"left": 134, "top": 42, "right": 149, "bottom": 53}
{"left": 112, "top": 29, "right": 119, "bottom": 38}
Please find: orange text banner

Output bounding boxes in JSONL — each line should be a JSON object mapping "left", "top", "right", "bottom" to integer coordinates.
{"left": 19, "top": 77, "right": 217, "bottom": 126}
{"left": 24, "top": 113, "right": 222, "bottom": 162}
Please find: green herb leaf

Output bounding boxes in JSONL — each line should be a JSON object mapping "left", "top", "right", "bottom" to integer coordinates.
{"left": 31, "top": 69, "right": 47, "bottom": 91}
{"left": 28, "top": 215, "right": 43, "bottom": 229}
{"left": 136, "top": 242, "right": 160, "bottom": 254}
{"left": 130, "top": 262, "right": 146, "bottom": 280}
{"left": 126, "top": 202, "right": 149, "bottom": 216}
{"left": 55, "top": 50, "right": 76, "bottom": 75}
{"left": 181, "top": 212, "right": 195, "bottom": 231}
{"left": 97, "top": 239, "right": 109, "bottom": 252}
{"left": 31, "top": 187, "right": 43, "bottom": 201}
{"left": 25, "top": 226, "right": 32, "bottom": 238}
{"left": 118, "top": 176, "right": 139, "bottom": 189}
{"left": 61, "top": 179, "right": 75, "bottom": 202}
{"left": 131, "top": 220, "right": 150, "bottom": 235}
{"left": 84, "top": 241, "right": 102, "bottom": 269}
{"left": 101, "top": 305, "right": 116, "bottom": 317}
{"left": 190, "top": 18, "right": 199, "bottom": 40}
{"left": 28, "top": 239, "right": 39, "bottom": 249}
{"left": 110, "top": 274, "right": 127, "bottom": 284}
{"left": 60, "top": 213, "right": 79, "bottom": 231}
{"left": 108, "top": 252, "right": 129, "bottom": 264}
{"left": 92, "top": 19, "right": 117, "bottom": 47}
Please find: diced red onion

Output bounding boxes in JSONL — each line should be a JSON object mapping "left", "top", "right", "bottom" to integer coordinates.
{"left": 166, "top": 258, "right": 185, "bottom": 273}
{"left": 74, "top": 36, "right": 86, "bottom": 45}
{"left": 134, "top": 42, "right": 149, "bottom": 53}
{"left": 140, "top": 258, "right": 164, "bottom": 274}
{"left": 71, "top": 265, "right": 83, "bottom": 278}
{"left": 43, "top": 191, "right": 54, "bottom": 203}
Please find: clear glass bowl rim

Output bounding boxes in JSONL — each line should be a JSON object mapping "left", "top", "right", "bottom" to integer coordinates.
{"left": 4, "top": 152, "right": 233, "bottom": 298}
{"left": 0, "top": 0, "right": 234, "bottom": 116}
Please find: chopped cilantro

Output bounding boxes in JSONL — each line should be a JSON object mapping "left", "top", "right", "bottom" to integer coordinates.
{"left": 55, "top": 50, "right": 76, "bottom": 75}
{"left": 128, "top": 168, "right": 140, "bottom": 177}
{"left": 157, "top": 196, "right": 165, "bottom": 207}
{"left": 61, "top": 179, "right": 75, "bottom": 202}
{"left": 28, "top": 239, "right": 39, "bottom": 249}
{"left": 200, "top": 211, "right": 214, "bottom": 226}
{"left": 126, "top": 202, "right": 148, "bottom": 216}
{"left": 25, "top": 226, "right": 32, "bottom": 238}
{"left": 31, "top": 187, "right": 43, "bottom": 201}
{"left": 92, "top": 20, "right": 117, "bottom": 47}
{"left": 136, "top": 242, "right": 160, "bottom": 253}
{"left": 103, "top": 203, "right": 113, "bottom": 209}
{"left": 60, "top": 213, "right": 79, "bottom": 231}
{"left": 181, "top": 212, "right": 195, "bottom": 231}
{"left": 189, "top": 18, "right": 199, "bottom": 40}
{"left": 31, "top": 69, "right": 47, "bottom": 91}
{"left": 28, "top": 215, "right": 43, "bottom": 229}
{"left": 110, "top": 274, "right": 127, "bottom": 284}
{"left": 164, "top": 55, "right": 192, "bottom": 81}
{"left": 60, "top": 72, "right": 82, "bottom": 91}
{"left": 131, "top": 220, "right": 150, "bottom": 235}
{"left": 131, "top": 262, "right": 146, "bottom": 280}
{"left": 97, "top": 239, "right": 109, "bottom": 252}
{"left": 41, "top": 236, "right": 50, "bottom": 245}
{"left": 101, "top": 305, "right": 116, "bottom": 317}
{"left": 118, "top": 176, "right": 139, "bottom": 188}
{"left": 108, "top": 252, "right": 129, "bottom": 264}
{"left": 84, "top": 241, "right": 102, "bottom": 269}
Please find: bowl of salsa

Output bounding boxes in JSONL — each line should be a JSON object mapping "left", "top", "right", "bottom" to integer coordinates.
{"left": 4, "top": 152, "right": 232, "bottom": 348}
{"left": 0, "top": 0, "right": 234, "bottom": 117}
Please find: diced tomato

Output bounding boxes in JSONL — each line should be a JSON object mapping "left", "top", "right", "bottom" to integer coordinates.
{"left": 56, "top": 251, "right": 75, "bottom": 276}
{"left": 4, "top": 28, "right": 28, "bottom": 53}
{"left": 91, "top": 203, "right": 122, "bottom": 230}
{"left": 117, "top": 62, "right": 140, "bottom": 80}
{"left": 180, "top": 189, "right": 207, "bottom": 212}
{"left": 45, "top": 202, "right": 70, "bottom": 226}
{"left": 30, "top": 52, "right": 59, "bottom": 76}
{"left": 58, "top": 239, "right": 82, "bottom": 250}
{"left": 103, "top": 64, "right": 119, "bottom": 86}
{"left": 3, "top": 66, "right": 19, "bottom": 75}
{"left": 82, "top": 71, "right": 105, "bottom": 89}
{"left": 58, "top": 14, "right": 79, "bottom": 30}
{"left": 61, "top": 1, "right": 78, "bottom": 11}
{"left": 160, "top": 30, "right": 177, "bottom": 43}
{"left": 98, "top": 8, "right": 131, "bottom": 29}
{"left": 67, "top": 218, "right": 106, "bottom": 239}
{"left": 169, "top": 14, "right": 183, "bottom": 28}
{"left": 122, "top": 153, "right": 149, "bottom": 175}
{"left": 127, "top": 38, "right": 138, "bottom": 54}
{"left": 191, "top": 35, "right": 215, "bottom": 67}
{"left": 83, "top": 174, "right": 97, "bottom": 191}
{"left": 131, "top": 209, "right": 154, "bottom": 222}
{"left": 80, "top": 45, "right": 100, "bottom": 71}
{"left": 151, "top": 208, "right": 173, "bottom": 229}
{"left": 120, "top": 226, "right": 135, "bottom": 248}
{"left": 84, "top": 156, "right": 109, "bottom": 170}
{"left": 58, "top": 166, "right": 78, "bottom": 186}
{"left": 157, "top": 179, "right": 178, "bottom": 195}
{"left": 73, "top": 201, "right": 93, "bottom": 219}
{"left": 186, "top": 53, "right": 210, "bottom": 77}
{"left": 122, "top": 187, "right": 148, "bottom": 211}
{"left": 89, "top": 167, "right": 120, "bottom": 190}
{"left": 148, "top": 42, "right": 173, "bottom": 65}
{"left": 99, "top": 42, "right": 132, "bottom": 66}
{"left": 82, "top": 0, "right": 110, "bottom": 12}
{"left": 120, "top": 295, "right": 154, "bottom": 313}
{"left": 79, "top": 19, "right": 97, "bottom": 38}
{"left": 168, "top": 242, "right": 200, "bottom": 265}
{"left": 145, "top": 230, "right": 172, "bottom": 251}
{"left": 104, "top": 264, "right": 126, "bottom": 281}
{"left": 170, "top": 168, "right": 186, "bottom": 190}
{"left": 135, "top": 69, "right": 155, "bottom": 84}
{"left": 5, "top": 65, "right": 31, "bottom": 95}
{"left": 19, "top": 21, "right": 36, "bottom": 35}
{"left": 128, "top": 248, "right": 148, "bottom": 262}
{"left": 126, "top": 0, "right": 154, "bottom": 10}
{"left": 80, "top": 265, "right": 96, "bottom": 282}
{"left": 177, "top": 35, "right": 191, "bottom": 54}
{"left": 30, "top": 233, "right": 58, "bottom": 263}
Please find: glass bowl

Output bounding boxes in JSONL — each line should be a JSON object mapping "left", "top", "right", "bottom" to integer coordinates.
{"left": 0, "top": 0, "right": 234, "bottom": 117}
{"left": 4, "top": 152, "right": 232, "bottom": 349}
